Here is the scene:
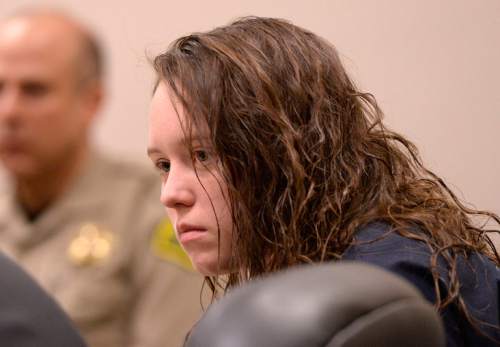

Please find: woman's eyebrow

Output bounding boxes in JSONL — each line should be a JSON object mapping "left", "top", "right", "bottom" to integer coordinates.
{"left": 146, "top": 147, "right": 162, "bottom": 157}
{"left": 189, "top": 135, "right": 211, "bottom": 144}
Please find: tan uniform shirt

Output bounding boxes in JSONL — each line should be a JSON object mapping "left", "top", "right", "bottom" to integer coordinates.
{"left": 0, "top": 151, "right": 205, "bottom": 347}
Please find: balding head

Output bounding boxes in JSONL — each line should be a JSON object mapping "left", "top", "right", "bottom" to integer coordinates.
{"left": 0, "top": 9, "right": 104, "bottom": 181}
{"left": 0, "top": 10, "right": 103, "bottom": 87}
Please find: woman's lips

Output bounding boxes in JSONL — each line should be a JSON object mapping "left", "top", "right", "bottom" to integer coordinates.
{"left": 176, "top": 224, "right": 207, "bottom": 244}
{"left": 178, "top": 229, "right": 206, "bottom": 244}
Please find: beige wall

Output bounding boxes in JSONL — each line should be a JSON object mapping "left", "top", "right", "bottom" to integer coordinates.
{"left": 1, "top": 0, "right": 499, "bottom": 218}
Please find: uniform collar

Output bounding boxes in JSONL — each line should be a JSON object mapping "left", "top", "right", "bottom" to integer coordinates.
{"left": 0, "top": 149, "right": 111, "bottom": 249}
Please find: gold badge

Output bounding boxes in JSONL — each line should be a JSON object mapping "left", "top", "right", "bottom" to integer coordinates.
{"left": 151, "top": 219, "right": 194, "bottom": 271}
{"left": 68, "top": 223, "right": 114, "bottom": 266}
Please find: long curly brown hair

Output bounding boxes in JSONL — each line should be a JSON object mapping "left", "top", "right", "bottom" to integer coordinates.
{"left": 153, "top": 16, "right": 499, "bottom": 331}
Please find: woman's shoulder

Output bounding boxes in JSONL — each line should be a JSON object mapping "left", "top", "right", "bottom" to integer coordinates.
{"left": 342, "top": 222, "right": 432, "bottom": 268}
{"left": 342, "top": 222, "right": 446, "bottom": 304}
{"left": 341, "top": 221, "right": 500, "bottom": 346}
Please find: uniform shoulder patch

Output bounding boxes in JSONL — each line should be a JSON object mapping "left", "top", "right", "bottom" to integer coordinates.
{"left": 151, "top": 219, "right": 194, "bottom": 271}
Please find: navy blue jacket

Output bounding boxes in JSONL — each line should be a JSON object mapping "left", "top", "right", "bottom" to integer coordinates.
{"left": 0, "top": 252, "right": 86, "bottom": 346}
{"left": 343, "top": 222, "right": 499, "bottom": 347}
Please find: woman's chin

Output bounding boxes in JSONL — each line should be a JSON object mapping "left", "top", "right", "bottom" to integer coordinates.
{"left": 190, "top": 255, "right": 231, "bottom": 276}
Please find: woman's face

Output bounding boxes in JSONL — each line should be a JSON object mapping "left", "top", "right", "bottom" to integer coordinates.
{"left": 148, "top": 82, "right": 233, "bottom": 275}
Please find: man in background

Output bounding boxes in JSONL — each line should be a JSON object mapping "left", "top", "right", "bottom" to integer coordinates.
{"left": 0, "top": 10, "right": 204, "bottom": 347}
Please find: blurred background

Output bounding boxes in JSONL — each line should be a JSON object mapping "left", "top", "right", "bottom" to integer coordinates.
{"left": 1, "top": 0, "right": 498, "bottom": 216}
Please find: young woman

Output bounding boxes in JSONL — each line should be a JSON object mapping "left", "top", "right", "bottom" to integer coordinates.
{"left": 147, "top": 17, "right": 499, "bottom": 346}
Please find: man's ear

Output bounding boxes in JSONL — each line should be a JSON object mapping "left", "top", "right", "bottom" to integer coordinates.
{"left": 81, "top": 80, "right": 104, "bottom": 125}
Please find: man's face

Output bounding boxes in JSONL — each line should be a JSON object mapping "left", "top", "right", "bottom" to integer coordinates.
{"left": 0, "top": 18, "right": 93, "bottom": 179}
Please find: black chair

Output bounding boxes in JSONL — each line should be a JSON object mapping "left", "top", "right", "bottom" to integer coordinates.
{"left": 185, "top": 262, "right": 445, "bottom": 347}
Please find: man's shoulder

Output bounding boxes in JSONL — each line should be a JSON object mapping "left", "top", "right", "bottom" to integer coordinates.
{"left": 97, "top": 152, "right": 157, "bottom": 184}
{"left": 58, "top": 151, "right": 164, "bottom": 234}
{"left": 83, "top": 151, "right": 160, "bottom": 201}
{"left": 89, "top": 152, "right": 165, "bottom": 228}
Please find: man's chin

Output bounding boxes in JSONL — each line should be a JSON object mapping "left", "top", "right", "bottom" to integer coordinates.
{"left": 0, "top": 155, "right": 42, "bottom": 181}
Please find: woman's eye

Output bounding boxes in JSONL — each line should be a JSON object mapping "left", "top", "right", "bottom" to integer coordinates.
{"left": 194, "top": 150, "right": 209, "bottom": 162}
{"left": 156, "top": 160, "right": 171, "bottom": 173}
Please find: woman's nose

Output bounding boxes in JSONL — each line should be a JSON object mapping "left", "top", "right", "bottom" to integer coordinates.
{"left": 160, "top": 166, "right": 196, "bottom": 209}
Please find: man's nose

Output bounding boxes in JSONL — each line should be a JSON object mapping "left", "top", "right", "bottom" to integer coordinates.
{"left": 0, "top": 87, "right": 22, "bottom": 124}
{"left": 160, "top": 166, "right": 196, "bottom": 209}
